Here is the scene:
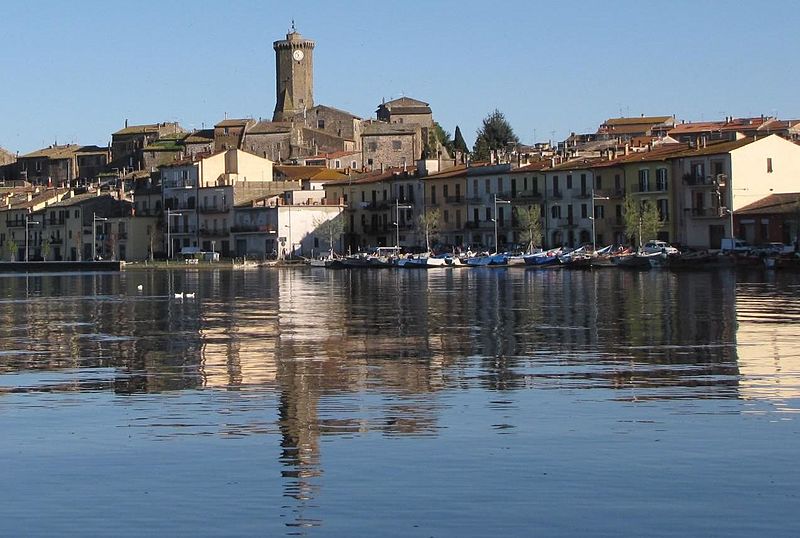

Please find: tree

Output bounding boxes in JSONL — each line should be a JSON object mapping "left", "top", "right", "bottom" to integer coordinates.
{"left": 41, "top": 238, "right": 51, "bottom": 261}
{"left": 453, "top": 125, "right": 469, "bottom": 155}
{"left": 417, "top": 209, "right": 441, "bottom": 253}
{"left": 426, "top": 122, "right": 454, "bottom": 158}
{"left": 623, "top": 195, "right": 662, "bottom": 249}
{"left": 472, "top": 109, "right": 519, "bottom": 161}
{"left": 6, "top": 238, "right": 17, "bottom": 261}
{"left": 314, "top": 214, "right": 346, "bottom": 256}
{"left": 515, "top": 205, "right": 543, "bottom": 253}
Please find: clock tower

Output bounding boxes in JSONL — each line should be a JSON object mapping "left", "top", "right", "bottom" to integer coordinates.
{"left": 272, "top": 23, "right": 315, "bottom": 122}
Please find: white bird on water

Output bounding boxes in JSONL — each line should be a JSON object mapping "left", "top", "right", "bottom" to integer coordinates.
{"left": 137, "top": 284, "right": 143, "bottom": 291}
{"left": 174, "top": 292, "right": 196, "bottom": 299}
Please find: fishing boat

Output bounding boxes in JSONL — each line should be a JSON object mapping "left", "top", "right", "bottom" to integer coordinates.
{"left": 523, "top": 248, "right": 561, "bottom": 267}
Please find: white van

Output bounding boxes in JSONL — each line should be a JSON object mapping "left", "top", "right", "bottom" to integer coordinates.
{"left": 720, "top": 238, "right": 751, "bottom": 253}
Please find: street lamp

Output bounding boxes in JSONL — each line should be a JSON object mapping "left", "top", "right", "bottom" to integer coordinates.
{"left": 394, "top": 198, "right": 412, "bottom": 253}
{"left": 591, "top": 189, "right": 610, "bottom": 252}
{"left": 92, "top": 213, "right": 108, "bottom": 261}
{"left": 493, "top": 194, "right": 511, "bottom": 254}
{"left": 25, "top": 217, "right": 40, "bottom": 262}
{"left": 166, "top": 208, "right": 183, "bottom": 259}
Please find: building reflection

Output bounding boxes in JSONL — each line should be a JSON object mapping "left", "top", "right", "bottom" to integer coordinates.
{"left": 5, "top": 266, "right": 800, "bottom": 529}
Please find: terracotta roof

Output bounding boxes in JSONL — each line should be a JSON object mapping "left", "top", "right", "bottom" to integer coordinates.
{"left": 387, "top": 106, "right": 432, "bottom": 115}
{"left": 603, "top": 116, "right": 673, "bottom": 126}
{"left": 548, "top": 157, "right": 606, "bottom": 171}
{"left": 326, "top": 167, "right": 418, "bottom": 186}
{"left": 669, "top": 122, "right": 726, "bottom": 135}
{"left": 214, "top": 118, "right": 254, "bottom": 128}
{"left": 362, "top": 122, "right": 419, "bottom": 136}
{"left": 9, "top": 188, "right": 70, "bottom": 210}
{"left": 736, "top": 193, "right": 800, "bottom": 215}
{"left": 112, "top": 124, "right": 161, "bottom": 136}
{"left": 422, "top": 165, "right": 468, "bottom": 181}
{"left": 247, "top": 121, "right": 292, "bottom": 135}
{"left": 383, "top": 97, "right": 429, "bottom": 108}
{"left": 20, "top": 144, "right": 81, "bottom": 160}
{"left": 274, "top": 165, "right": 328, "bottom": 180}
{"left": 511, "top": 161, "right": 551, "bottom": 173}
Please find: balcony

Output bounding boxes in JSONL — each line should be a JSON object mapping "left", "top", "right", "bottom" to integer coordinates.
{"left": 231, "top": 224, "right": 277, "bottom": 234}
{"left": 445, "top": 195, "right": 464, "bottom": 204}
{"left": 594, "top": 188, "right": 625, "bottom": 199}
{"left": 575, "top": 190, "right": 591, "bottom": 199}
{"left": 515, "top": 190, "right": 542, "bottom": 201}
{"left": 170, "top": 226, "right": 197, "bottom": 235}
{"left": 688, "top": 207, "right": 725, "bottom": 219}
{"left": 199, "top": 228, "right": 230, "bottom": 238}
{"left": 551, "top": 190, "right": 562, "bottom": 199}
{"left": 198, "top": 205, "right": 231, "bottom": 214}
{"left": 683, "top": 173, "right": 719, "bottom": 187}
{"left": 5, "top": 220, "right": 26, "bottom": 228}
{"left": 364, "top": 201, "right": 390, "bottom": 211}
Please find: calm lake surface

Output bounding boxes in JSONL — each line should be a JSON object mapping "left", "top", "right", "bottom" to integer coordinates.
{"left": 0, "top": 267, "right": 798, "bottom": 537}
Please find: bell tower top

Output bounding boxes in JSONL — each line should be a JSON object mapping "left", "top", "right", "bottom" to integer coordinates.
{"left": 272, "top": 25, "right": 315, "bottom": 121}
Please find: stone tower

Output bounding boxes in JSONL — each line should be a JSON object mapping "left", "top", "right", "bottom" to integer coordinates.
{"left": 272, "top": 24, "right": 315, "bottom": 122}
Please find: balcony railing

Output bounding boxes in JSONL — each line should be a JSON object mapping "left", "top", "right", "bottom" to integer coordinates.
{"left": 5, "top": 220, "right": 26, "bottom": 228}
{"left": 551, "top": 190, "right": 562, "bottom": 199}
{"left": 594, "top": 189, "right": 625, "bottom": 199}
{"left": 231, "top": 225, "right": 277, "bottom": 234}
{"left": 199, "top": 228, "right": 230, "bottom": 238}
{"left": 445, "top": 195, "right": 464, "bottom": 204}
{"left": 683, "top": 173, "right": 718, "bottom": 187}
{"left": 198, "top": 205, "right": 230, "bottom": 214}
{"left": 515, "top": 190, "right": 542, "bottom": 200}
{"left": 688, "top": 207, "right": 724, "bottom": 218}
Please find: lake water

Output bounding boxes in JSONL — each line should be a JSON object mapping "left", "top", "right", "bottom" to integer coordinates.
{"left": 0, "top": 267, "right": 798, "bottom": 536}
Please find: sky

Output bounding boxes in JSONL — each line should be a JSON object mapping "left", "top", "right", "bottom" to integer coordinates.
{"left": 2, "top": 0, "right": 799, "bottom": 154}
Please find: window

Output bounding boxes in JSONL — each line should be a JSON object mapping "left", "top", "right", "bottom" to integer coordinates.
{"left": 351, "top": 160, "right": 357, "bottom": 169}
{"left": 656, "top": 168, "right": 668, "bottom": 191}
{"left": 566, "top": 175, "right": 572, "bottom": 189}
{"left": 638, "top": 169, "right": 650, "bottom": 192}
{"left": 614, "top": 174, "right": 622, "bottom": 192}
{"left": 580, "top": 174, "right": 587, "bottom": 194}
{"left": 456, "top": 209, "right": 462, "bottom": 227}
{"left": 392, "top": 140, "right": 402, "bottom": 150}
{"left": 455, "top": 184, "right": 461, "bottom": 198}
{"left": 581, "top": 204, "right": 588, "bottom": 218}
{"left": 485, "top": 207, "right": 491, "bottom": 221}
{"left": 552, "top": 176, "right": 559, "bottom": 195}
{"left": 712, "top": 161, "right": 724, "bottom": 176}
{"left": 443, "top": 210, "right": 449, "bottom": 223}
{"left": 368, "top": 142, "right": 377, "bottom": 152}
{"left": 430, "top": 185, "right": 437, "bottom": 205}
{"left": 334, "top": 159, "right": 341, "bottom": 168}
{"left": 473, "top": 207, "right": 479, "bottom": 223}
{"left": 35, "top": 161, "right": 42, "bottom": 172}
{"left": 497, "top": 177, "right": 503, "bottom": 192}
{"left": 443, "top": 185, "right": 449, "bottom": 199}
{"left": 596, "top": 175, "right": 602, "bottom": 190}
{"left": 399, "top": 185, "right": 405, "bottom": 201}
{"left": 532, "top": 178, "right": 538, "bottom": 194}
{"left": 767, "top": 157, "right": 773, "bottom": 173}
{"left": 594, "top": 205, "right": 605, "bottom": 219}
{"left": 485, "top": 179, "right": 490, "bottom": 194}
{"left": 657, "top": 199, "right": 669, "bottom": 221}
{"left": 317, "top": 119, "right": 325, "bottom": 129}
{"left": 473, "top": 179, "right": 478, "bottom": 196}
{"left": 551, "top": 205, "right": 561, "bottom": 218}
{"left": 367, "top": 158, "right": 374, "bottom": 166}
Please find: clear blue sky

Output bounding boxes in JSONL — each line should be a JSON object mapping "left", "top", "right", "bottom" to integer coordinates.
{"left": 2, "top": 0, "right": 799, "bottom": 154}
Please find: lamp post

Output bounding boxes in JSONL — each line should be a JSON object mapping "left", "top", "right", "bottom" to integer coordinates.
{"left": 395, "top": 198, "right": 412, "bottom": 253}
{"left": 591, "top": 189, "right": 610, "bottom": 251}
{"left": 25, "top": 217, "right": 40, "bottom": 262}
{"left": 92, "top": 213, "right": 108, "bottom": 260}
{"left": 493, "top": 194, "right": 511, "bottom": 254}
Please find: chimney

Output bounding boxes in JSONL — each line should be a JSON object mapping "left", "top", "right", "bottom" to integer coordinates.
{"left": 624, "top": 144, "right": 630, "bottom": 156}
{"left": 380, "top": 163, "right": 384, "bottom": 173}
{"left": 124, "top": 118, "right": 128, "bottom": 128}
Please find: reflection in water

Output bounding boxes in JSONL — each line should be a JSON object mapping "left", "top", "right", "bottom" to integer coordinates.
{"left": 1, "top": 267, "right": 799, "bottom": 533}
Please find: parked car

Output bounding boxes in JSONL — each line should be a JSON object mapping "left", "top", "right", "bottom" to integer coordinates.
{"left": 751, "top": 242, "right": 793, "bottom": 256}
{"left": 643, "top": 240, "right": 679, "bottom": 255}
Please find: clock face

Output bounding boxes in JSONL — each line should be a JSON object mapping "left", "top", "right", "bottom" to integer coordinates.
{"left": 292, "top": 49, "right": 304, "bottom": 61}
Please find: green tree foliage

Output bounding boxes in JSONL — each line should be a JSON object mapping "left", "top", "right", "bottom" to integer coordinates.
{"left": 41, "top": 238, "right": 51, "bottom": 261}
{"left": 515, "top": 205, "right": 543, "bottom": 253}
{"left": 427, "top": 122, "right": 454, "bottom": 157}
{"left": 417, "top": 208, "right": 441, "bottom": 252}
{"left": 314, "top": 214, "right": 346, "bottom": 255}
{"left": 6, "top": 238, "right": 17, "bottom": 261}
{"left": 472, "top": 109, "right": 519, "bottom": 161}
{"left": 623, "top": 195, "right": 662, "bottom": 249}
{"left": 453, "top": 125, "right": 469, "bottom": 154}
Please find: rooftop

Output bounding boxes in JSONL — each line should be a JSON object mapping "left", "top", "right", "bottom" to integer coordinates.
{"left": 737, "top": 193, "right": 800, "bottom": 215}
